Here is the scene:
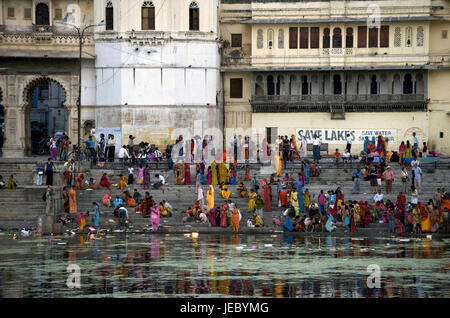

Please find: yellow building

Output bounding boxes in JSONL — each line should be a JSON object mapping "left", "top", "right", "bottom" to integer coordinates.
{"left": 220, "top": 0, "right": 450, "bottom": 156}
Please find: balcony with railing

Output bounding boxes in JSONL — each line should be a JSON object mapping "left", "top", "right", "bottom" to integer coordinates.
{"left": 251, "top": 94, "right": 429, "bottom": 113}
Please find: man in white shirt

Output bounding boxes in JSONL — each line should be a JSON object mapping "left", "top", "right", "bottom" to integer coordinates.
{"left": 342, "top": 150, "right": 351, "bottom": 163}
{"left": 313, "top": 135, "right": 322, "bottom": 163}
{"left": 346, "top": 134, "right": 353, "bottom": 154}
{"left": 412, "top": 164, "right": 422, "bottom": 194}
{"left": 118, "top": 145, "right": 130, "bottom": 168}
{"left": 373, "top": 190, "right": 384, "bottom": 203}
{"left": 153, "top": 173, "right": 165, "bottom": 189}
{"left": 413, "top": 132, "right": 419, "bottom": 154}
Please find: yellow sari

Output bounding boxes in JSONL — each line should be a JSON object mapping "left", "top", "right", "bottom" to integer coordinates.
{"left": 248, "top": 191, "right": 257, "bottom": 211}
{"left": 276, "top": 154, "right": 282, "bottom": 177}
{"left": 219, "top": 162, "right": 227, "bottom": 184}
{"left": 206, "top": 185, "right": 215, "bottom": 211}
{"left": 117, "top": 176, "right": 128, "bottom": 190}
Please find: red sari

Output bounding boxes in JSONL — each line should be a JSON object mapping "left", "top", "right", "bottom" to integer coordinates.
{"left": 100, "top": 174, "right": 111, "bottom": 190}
{"left": 279, "top": 190, "right": 288, "bottom": 207}
{"left": 184, "top": 163, "right": 191, "bottom": 185}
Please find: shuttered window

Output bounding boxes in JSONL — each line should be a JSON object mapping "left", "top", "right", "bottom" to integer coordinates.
{"left": 142, "top": 5, "right": 155, "bottom": 30}
{"left": 230, "top": 78, "right": 243, "bottom": 99}
{"left": 357, "top": 26, "right": 367, "bottom": 48}
{"left": 310, "top": 27, "right": 319, "bottom": 48}
{"left": 289, "top": 27, "right": 298, "bottom": 49}
{"left": 369, "top": 27, "right": 378, "bottom": 48}
{"left": 300, "top": 27, "right": 309, "bottom": 48}
{"left": 380, "top": 25, "right": 389, "bottom": 48}
{"left": 323, "top": 28, "right": 330, "bottom": 48}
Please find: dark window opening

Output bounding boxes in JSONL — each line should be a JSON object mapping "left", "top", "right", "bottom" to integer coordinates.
{"left": 105, "top": 6, "right": 113, "bottom": 30}
{"left": 231, "top": 34, "right": 242, "bottom": 48}
{"left": 301, "top": 76, "right": 308, "bottom": 95}
{"left": 370, "top": 75, "right": 378, "bottom": 95}
{"left": 230, "top": 78, "right": 243, "bottom": 99}
{"left": 267, "top": 76, "right": 275, "bottom": 96}
{"left": 323, "top": 28, "right": 330, "bottom": 48}
{"left": 333, "top": 75, "right": 342, "bottom": 95}
{"left": 346, "top": 28, "right": 353, "bottom": 48}
{"left": 36, "top": 3, "right": 49, "bottom": 25}
{"left": 189, "top": 5, "right": 199, "bottom": 31}
{"left": 333, "top": 28, "right": 342, "bottom": 48}
{"left": 403, "top": 74, "right": 413, "bottom": 94}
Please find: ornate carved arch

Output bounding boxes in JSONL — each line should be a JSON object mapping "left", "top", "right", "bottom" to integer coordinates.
{"left": 22, "top": 76, "right": 67, "bottom": 110}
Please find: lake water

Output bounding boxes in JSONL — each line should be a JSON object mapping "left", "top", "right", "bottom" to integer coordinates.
{"left": 0, "top": 233, "right": 449, "bottom": 298}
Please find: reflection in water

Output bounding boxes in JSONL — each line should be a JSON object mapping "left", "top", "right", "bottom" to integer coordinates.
{"left": 0, "top": 234, "right": 448, "bottom": 298}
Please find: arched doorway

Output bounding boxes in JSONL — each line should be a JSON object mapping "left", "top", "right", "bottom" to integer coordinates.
{"left": 24, "top": 78, "right": 67, "bottom": 156}
{"left": 36, "top": 3, "right": 49, "bottom": 25}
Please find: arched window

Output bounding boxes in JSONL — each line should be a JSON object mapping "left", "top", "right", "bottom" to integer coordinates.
{"left": 370, "top": 75, "right": 378, "bottom": 95}
{"left": 415, "top": 73, "right": 424, "bottom": 94}
{"left": 189, "top": 2, "right": 199, "bottom": 31}
{"left": 267, "top": 75, "right": 275, "bottom": 96}
{"left": 346, "top": 28, "right": 353, "bottom": 48}
{"left": 105, "top": 1, "right": 113, "bottom": 30}
{"left": 278, "top": 29, "right": 284, "bottom": 49}
{"left": 142, "top": 2, "right": 155, "bottom": 30}
{"left": 36, "top": 3, "right": 49, "bottom": 25}
{"left": 323, "top": 28, "right": 330, "bottom": 48}
{"left": 417, "top": 26, "right": 424, "bottom": 47}
{"left": 333, "top": 75, "right": 342, "bottom": 95}
{"left": 403, "top": 73, "right": 413, "bottom": 94}
{"left": 332, "top": 28, "right": 342, "bottom": 48}
{"left": 257, "top": 29, "right": 263, "bottom": 49}
{"left": 405, "top": 27, "right": 412, "bottom": 47}
{"left": 268, "top": 29, "right": 274, "bottom": 49}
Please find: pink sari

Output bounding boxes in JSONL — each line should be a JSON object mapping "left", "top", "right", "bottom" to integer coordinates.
{"left": 151, "top": 207, "right": 160, "bottom": 231}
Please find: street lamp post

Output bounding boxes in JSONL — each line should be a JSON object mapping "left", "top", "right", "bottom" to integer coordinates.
{"left": 56, "top": 19, "right": 104, "bottom": 150}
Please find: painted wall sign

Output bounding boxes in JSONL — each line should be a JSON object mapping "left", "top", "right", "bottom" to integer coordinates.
{"left": 296, "top": 129, "right": 396, "bottom": 144}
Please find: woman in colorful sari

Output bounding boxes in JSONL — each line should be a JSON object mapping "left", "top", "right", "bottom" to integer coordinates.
{"left": 137, "top": 165, "right": 144, "bottom": 185}
{"left": 93, "top": 202, "right": 100, "bottom": 228}
{"left": 100, "top": 173, "right": 111, "bottom": 190}
{"left": 69, "top": 186, "right": 77, "bottom": 214}
{"left": 230, "top": 165, "right": 238, "bottom": 185}
{"left": 75, "top": 173, "right": 85, "bottom": 189}
{"left": 150, "top": 206, "right": 160, "bottom": 231}
{"left": 405, "top": 140, "right": 412, "bottom": 158}
{"left": 218, "top": 162, "right": 227, "bottom": 184}
{"left": 184, "top": 163, "right": 191, "bottom": 185}
{"left": 305, "top": 164, "right": 310, "bottom": 184}
{"left": 101, "top": 192, "right": 112, "bottom": 208}
{"left": 143, "top": 193, "right": 155, "bottom": 218}
{"left": 219, "top": 185, "right": 231, "bottom": 199}
{"left": 363, "top": 136, "right": 369, "bottom": 154}
{"left": 209, "top": 207, "right": 217, "bottom": 227}
{"left": 211, "top": 160, "right": 218, "bottom": 185}
{"left": 200, "top": 162, "right": 205, "bottom": 184}
{"left": 398, "top": 141, "right": 406, "bottom": 164}
{"left": 430, "top": 205, "right": 440, "bottom": 233}
{"left": 117, "top": 174, "right": 128, "bottom": 191}
{"left": 143, "top": 166, "right": 151, "bottom": 189}
{"left": 248, "top": 189, "right": 257, "bottom": 212}
{"left": 420, "top": 204, "right": 431, "bottom": 233}
{"left": 343, "top": 205, "right": 351, "bottom": 231}
{"left": 263, "top": 183, "right": 272, "bottom": 212}
{"left": 290, "top": 190, "right": 299, "bottom": 216}
{"left": 62, "top": 187, "right": 70, "bottom": 213}
{"left": 237, "top": 182, "right": 247, "bottom": 198}
{"left": 220, "top": 204, "right": 228, "bottom": 227}
{"left": 206, "top": 166, "right": 212, "bottom": 185}
{"left": 225, "top": 166, "right": 231, "bottom": 184}
{"left": 376, "top": 135, "right": 385, "bottom": 156}
{"left": 299, "top": 136, "right": 307, "bottom": 158}
{"left": 206, "top": 185, "right": 214, "bottom": 211}
{"left": 298, "top": 189, "right": 305, "bottom": 214}
{"left": 244, "top": 165, "right": 251, "bottom": 181}
{"left": 231, "top": 207, "right": 240, "bottom": 232}
{"left": 276, "top": 153, "right": 282, "bottom": 177}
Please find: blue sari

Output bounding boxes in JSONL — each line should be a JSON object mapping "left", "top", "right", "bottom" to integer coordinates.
{"left": 93, "top": 205, "right": 100, "bottom": 227}
{"left": 298, "top": 190, "right": 305, "bottom": 213}
{"left": 284, "top": 217, "right": 294, "bottom": 232}
{"left": 363, "top": 136, "right": 369, "bottom": 153}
